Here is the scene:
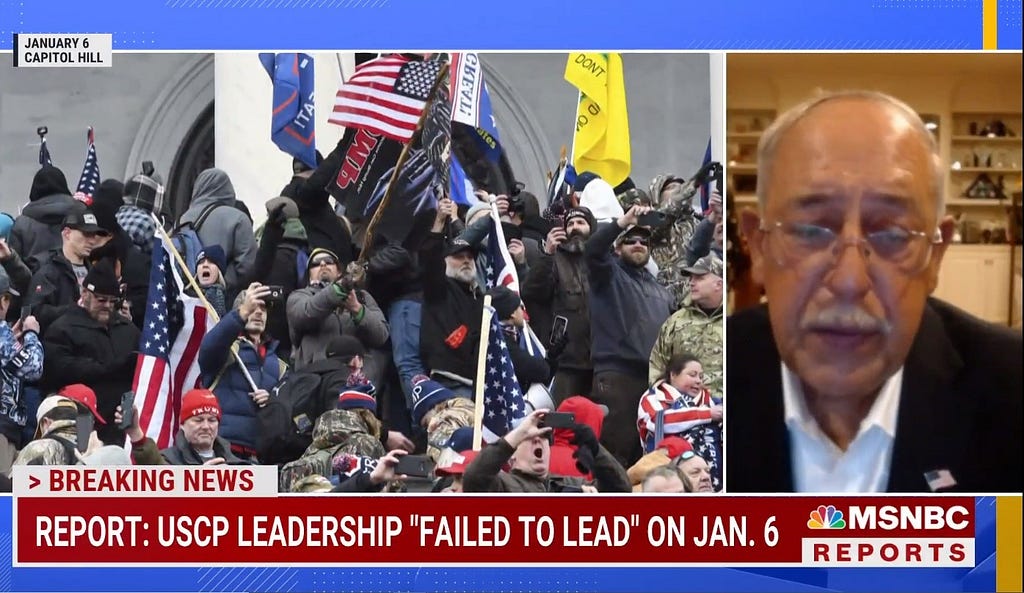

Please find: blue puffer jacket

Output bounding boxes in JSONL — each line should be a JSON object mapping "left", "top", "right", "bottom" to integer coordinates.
{"left": 198, "top": 310, "right": 287, "bottom": 455}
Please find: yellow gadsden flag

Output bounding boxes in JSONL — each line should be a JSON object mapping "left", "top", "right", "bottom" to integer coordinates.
{"left": 564, "top": 52, "right": 631, "bottom": 187}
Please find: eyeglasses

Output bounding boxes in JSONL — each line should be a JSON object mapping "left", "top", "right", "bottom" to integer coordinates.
{"left": 621, "top": 237, "right": 649, "bottom": 247}
{"left": 760, "top": 220, "right": 940, "bottom": 274}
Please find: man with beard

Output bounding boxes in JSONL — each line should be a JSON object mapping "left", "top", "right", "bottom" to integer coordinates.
{"left": 198, "top": 283, "right": 288, "bottom": 461}
{"left": 585, "top": 205, "right": 674, "bottom": 468}
{"left": 648, "top": 255, "right": 725, "bottom": 395}
{"left": 419, "top": 198, "right": 484, "bottom": 397}
{"left": 522, "top": 207, "right": 597, "bottom": 403}
{"left": 40, "top": 262, "right": 139, "bottom": 445}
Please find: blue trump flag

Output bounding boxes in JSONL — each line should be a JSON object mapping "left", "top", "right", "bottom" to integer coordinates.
{"left": 259, "top": 53, "right": 317, "bottom": 169}
{"left": 449, "top": 153, "right": 474, "bottom": 206}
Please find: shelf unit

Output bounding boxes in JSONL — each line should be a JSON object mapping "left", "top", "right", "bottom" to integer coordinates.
{"left": 725, "top": 108, "right": 775, "bottom": 200}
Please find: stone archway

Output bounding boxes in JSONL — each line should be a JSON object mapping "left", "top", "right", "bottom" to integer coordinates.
{"left": 123, "top": 54, "right": 215, "bottom": 222}
{"left": 167, "top": 104, "right": 215, "bottom": 221}
{"left": 480, "top": 62, "right": 558, "bottom": 205}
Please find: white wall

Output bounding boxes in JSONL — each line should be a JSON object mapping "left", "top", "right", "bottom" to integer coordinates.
{"left": 215, "top": 52, "right": 354, "bottom": 226}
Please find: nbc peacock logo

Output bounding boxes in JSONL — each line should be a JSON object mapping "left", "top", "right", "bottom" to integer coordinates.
{"left": 807, "top": 505, "right": 846, "bottom": 529}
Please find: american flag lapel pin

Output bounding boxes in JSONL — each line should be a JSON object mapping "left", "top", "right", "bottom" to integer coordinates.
{"left": 924, "top": 469, "right": 957, "bottom": 492}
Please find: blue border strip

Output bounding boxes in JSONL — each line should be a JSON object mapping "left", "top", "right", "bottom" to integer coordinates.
{"left": 0, "top": 0, "right": 996, "bottom": 50}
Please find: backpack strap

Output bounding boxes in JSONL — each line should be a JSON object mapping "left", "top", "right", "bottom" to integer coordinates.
{"left": 45, "top": 435, "right": 79, "bottom": 465}
{"left": 175, "top": 203, "right": 223, "bottom": 234}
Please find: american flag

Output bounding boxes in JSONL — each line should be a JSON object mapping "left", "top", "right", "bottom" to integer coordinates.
{"left": 481, "top": 307, "right": 526, "bottom": 441}
{"left": 483, "top": 205, "right": 519, "bottom": 292}
{"left": 133, "top": 235, "right": 208, "bottom": 449}
{"left": 73, "top": 127, "right": 100, "bottom": 205}
{"left": 483, "top": 207, "right": 547, "bottom": 358}
{"left": 39, "top": 136, "right": 52, "bottom": 166}
{"left": 329, "top": 55, "right": 442, "bottom": 143}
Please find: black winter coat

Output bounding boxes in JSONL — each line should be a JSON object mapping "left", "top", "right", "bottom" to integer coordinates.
{"left": 418, "top": 232, "right": 483, "bottom": 381}
{"left": 41, "top": 307, "right": 140, "bottom": 445}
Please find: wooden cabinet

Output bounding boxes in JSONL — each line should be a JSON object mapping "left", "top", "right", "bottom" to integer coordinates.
{"left": 932, "top": 244, "right": 1013, "bottom": 325}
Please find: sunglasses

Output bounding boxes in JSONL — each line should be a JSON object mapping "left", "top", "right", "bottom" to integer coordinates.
{"left": 675, "top": 450, "right": 696, "bottom": 464}
{"left": 621, "top": 237, "right": 649, "bottom": 247}
{"left": 82, "top": 230, "right": 112, "bottom": 239}
{"left": 311, "top": 257, "right": 338, "bottom": 267}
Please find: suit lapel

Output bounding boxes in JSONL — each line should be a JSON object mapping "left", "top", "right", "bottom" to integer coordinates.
{"left": 747, "top": 307, "right": 795, "bottom": 491}
{"left": 887, "top": 304, "right": 967, "bottom": 492}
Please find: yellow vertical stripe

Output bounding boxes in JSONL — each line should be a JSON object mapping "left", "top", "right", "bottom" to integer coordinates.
{"left": 983, "top": 0, "right": 998, "bottom": 49}
{"left": 996, "top": 497, "right": 1022, "bottom": 592}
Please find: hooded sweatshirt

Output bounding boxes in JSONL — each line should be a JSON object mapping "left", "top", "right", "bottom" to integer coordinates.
{"left": 177, "top": 168, "right": 256, "bottom": 292}
{"left": 548, "top": 396, "right": 605, "bottom": 479}
{"left": 11, "top": 167, "right": 77, "bottom": 269}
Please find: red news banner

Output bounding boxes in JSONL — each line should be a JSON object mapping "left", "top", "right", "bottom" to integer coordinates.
{"left": 11, "top": 467, "right": 975, "bottom": 566}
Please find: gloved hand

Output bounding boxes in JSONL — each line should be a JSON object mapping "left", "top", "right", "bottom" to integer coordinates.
{"left": 571, "top": 423, "right": 600, "bottom": 475}
{"left": 546, "top": 332, "right": 570, "bottom": 364}
{"left": 692, "top": 161, "right": 723, "bottom": 187}
{"left": 267, "top": 203, "right": 289, "bottom": 228}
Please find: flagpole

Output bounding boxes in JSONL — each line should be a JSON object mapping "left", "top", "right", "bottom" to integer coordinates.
{"left": 358, "top": 61, "right": 451, "bottom": 264}
{"left": 472, "top": 295, "right": 494, "bottom": 452}
{"left": 149, "top": 213, "right": 259, "bottom": 392}
{"left": 569, "top": 91, "right": 581, "bottom": 166}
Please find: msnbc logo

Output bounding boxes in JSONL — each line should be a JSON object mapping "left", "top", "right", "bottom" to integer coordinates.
{"left": 808, "top": 505, "right": 846, "bottom": 529}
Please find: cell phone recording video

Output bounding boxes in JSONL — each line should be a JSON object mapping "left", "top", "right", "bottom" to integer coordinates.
{"left": 118, "top": 391, "right": 136, "bottom": 430}
{"left": 394, "top": 454, "right": 435, "bottom": 478}
{"left": 75, "top": 411, "right": 94, "bottom": 454}
{"left": 550, "top": 315, "right": 568, "bottom": 345}
{"left": 636, "top": 211, "right": 669, "bottom": 229}
{"left": 265, "top": 285, "right": 284, "bottom": 302}
{"left": 540, "top": 411, "right": 576, "bottom": 429}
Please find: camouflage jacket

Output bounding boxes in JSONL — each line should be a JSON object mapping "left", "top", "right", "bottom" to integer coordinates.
{"left": 12, "top": 421, "right": 79, "bottom": 466}
{"left": 647, "top": 298, "right": 724, "bottom": 395}
{"left": 648, "top": 175, "right": 703, "bottom": 310}
{"left": 280, "top": 409, "right": 386, "bottom": 491}
{"left": 425, "top": 397, "right": 475, "bottom": 463}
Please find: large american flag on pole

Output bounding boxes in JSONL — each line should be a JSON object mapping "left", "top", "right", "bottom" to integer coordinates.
{"left": 481, "top": 307, "right": 526, "bottom": 441}
{"left": 133, "top": 235, "right": 208, "bottom": 448}
{"left": 329, "top": 55, "right": 442, "bottom": 143}
{"left": 73, "top": 127, "right": 100, "bottom": 205}
{"left": 482, "top": 207, "right": 547, "bottom": 358}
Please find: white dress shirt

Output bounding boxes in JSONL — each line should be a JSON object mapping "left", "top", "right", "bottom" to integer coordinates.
{"left": 782, "top": 364, "right": 903, "bottom": 493}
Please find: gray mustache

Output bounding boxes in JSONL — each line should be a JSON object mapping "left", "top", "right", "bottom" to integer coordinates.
{"left": 801, "top": 306, "right": 892, "bottom": 334}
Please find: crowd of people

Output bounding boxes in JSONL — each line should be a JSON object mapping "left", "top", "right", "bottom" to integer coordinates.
{"left": 0, "top": 141, "right": 725, "bottom": 495}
